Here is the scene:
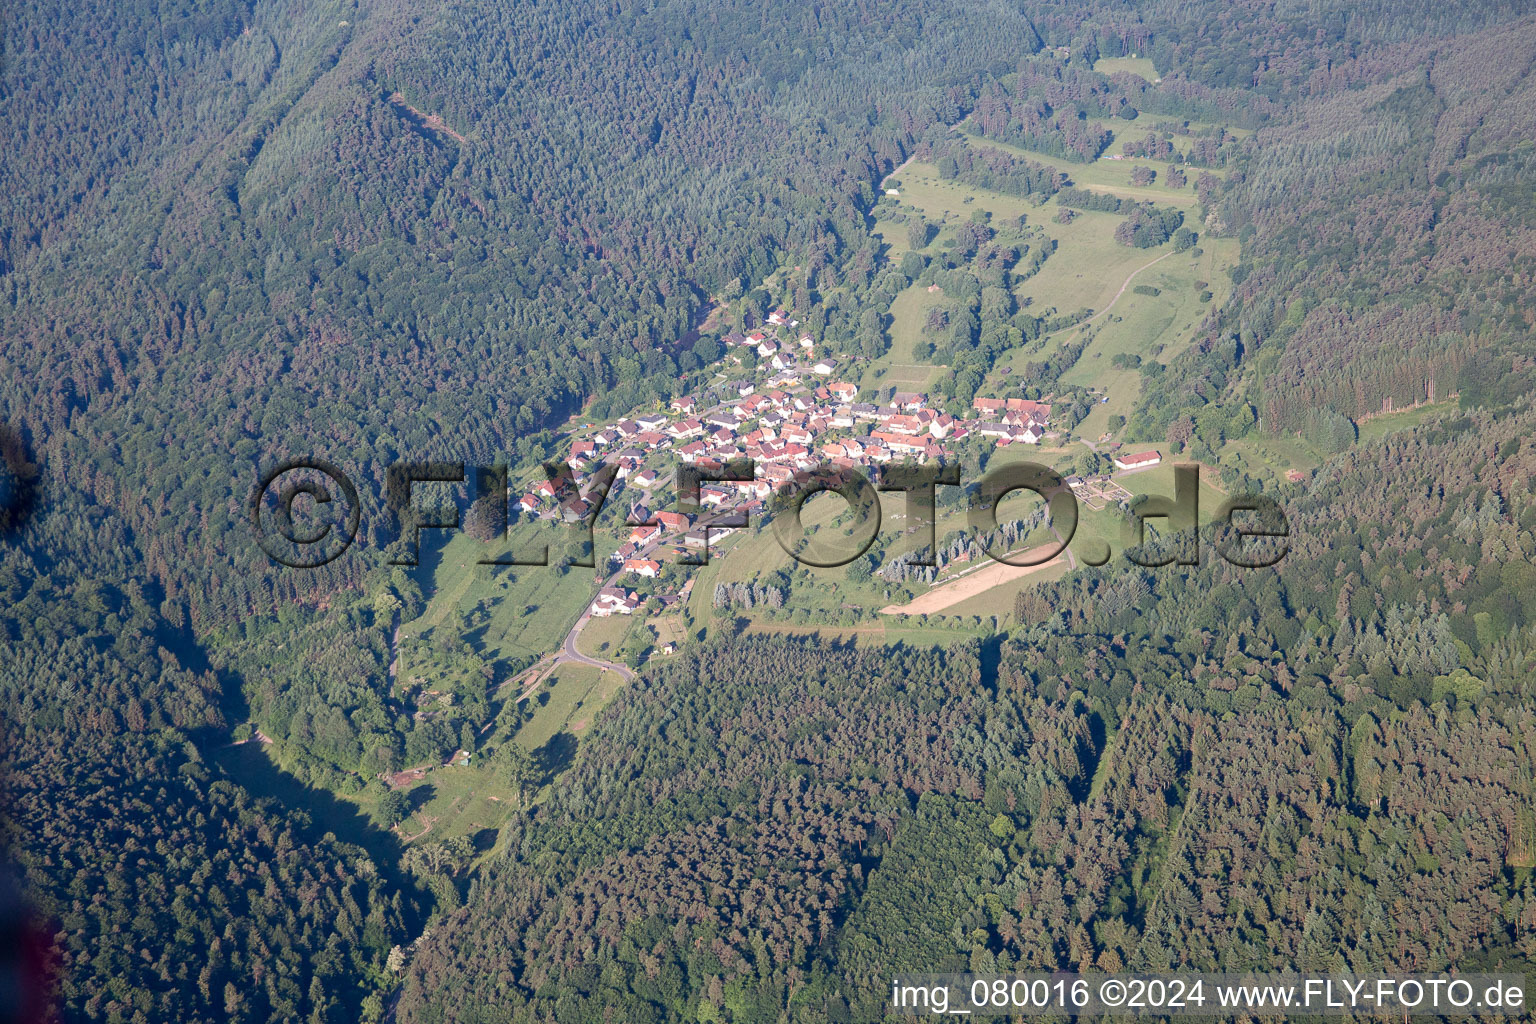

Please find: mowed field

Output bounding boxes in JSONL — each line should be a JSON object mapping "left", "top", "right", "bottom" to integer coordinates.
{"left": 957, "top": 127, "right": 1215, "bottom": 209}
{"left": 1093, "top": 55, "right": 1159, "bottom": 80}
{"left": 402, "top": 527, "right": 595, "bottom": 675}
{"left": 1057, "top": 236, "right": 1239, "bottom": 438}
{"left": 858, "top": 282, "right": 950, "bottom": 392}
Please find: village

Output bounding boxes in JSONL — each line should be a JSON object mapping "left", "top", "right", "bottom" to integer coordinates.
{"left": 509, "top": 308, "right": 1163, "bottom": 619}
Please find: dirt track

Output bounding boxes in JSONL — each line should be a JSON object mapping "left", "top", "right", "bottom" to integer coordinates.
{"left": 878, "top": 545, "right": 1064, "bottom": 615}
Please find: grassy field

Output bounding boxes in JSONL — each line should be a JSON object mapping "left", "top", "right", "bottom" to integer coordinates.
{"left": 1217, "top": 436, "right": 1323, "bottom": 478}
{"left": 393, "top": 759, "right": 520, "bottom": 848}
{"left": 1054, "top": 237, "right": 1239, "bottom": 438}
{"left": 1093, "top": 56, "right": 1159, "bottom": 80}
{"left": 516, "top": 663, "right": 628, "bottom": 746}
{"left": 575, "top": 611, "right": 634, "bottom": 660}
{"left": 880, "top": 158, "right": 1238, "bottom": 446}
{"left": 959, "top": 128, "right": 1211, "bottom": 210}
{"left": 858, "top": 282, "right": 950, "bottom": 392}
{"left": 928, "top": 557, "right": 1073, "bottom": 619}
{"left": 401, "top": 528, "right": 596, "bottom": 680}
{"left": 1018, "top": 209, "right": 1165, "bottom": 318}
{"left": 743, "top": 617, "right": 996, "bottom": 647}
{"left": 1357, "top": 400, "right": 1455, "bottom": 443}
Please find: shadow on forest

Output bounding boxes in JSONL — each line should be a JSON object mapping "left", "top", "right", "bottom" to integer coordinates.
{"left": 213, "top": 741, "right": 429, "bottom": 931}
{"left": 214, "top": 742, "right": 402, "bottom": 864}
{"left": 534, "top": 730, "right": 578, "bottom": 785}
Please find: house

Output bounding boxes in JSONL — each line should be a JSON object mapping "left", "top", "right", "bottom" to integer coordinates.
{"left": 733, "top": 380, "right": 756, "bottom": 398}
{"left": 766, "top": 310, "right": 788, "bottom": 325}
{"left": 655, "top": 511, "right": 690, "bottom": 532}
{"left": 517, "top": 493, "right": 540, "bottom": 513}
{"left": 636, "top": 413, "right": 668, "bottom": 431}
{"left": 534, "top": 479, "right": 558, "bottom": 498}
{"left": 1004, "top": 397, "right": 1052, "bottom": 421}
{"left": 1114, "top": 450, "right": 1163, "bottom": 470}
{"left": 614, "top": 419, "right": 641, "bottom": 437}
{"left": 623, "top": 558, "right": 661, "bottom": 578}
{"left": 699, "top": 486, "right": 731, "bottom": 507}
{"left": 884, "top": 188, "right": 900, "bottom": 196}
{"left": 591, "top": 587, "right": 640, "bottom": 616}
{"left": 799, "top": 334, "right": 815, "bottom": 349}
{"left": 770, "top": 352, "right": 794, "bottom": 370}
{"left": 667, "top": 418, "right": 704, "bottom": 440}
{"left": 871, "top": 431, "right": 929, "bottom": 454}
{"left": 632, "top": 468, "right": 660, "bottom": 489}
{"left": 813, "top": 357, "right": 838, "bottom": 375}
{"left": 593, "top": 428, "right": 619, "bottom": 446}
{"left": 629, "top": 523, "right": 662, "bottom": 544}
{"left": 892, "top": 391, "right": 926, "bottom": 411}
{"left": 829, "top": 382, "right": 857, "bottom": 402}
{"left": 670, "top": 395, "right": 697, "bottom": 414}
{"left": 677, "top": 441, "right": 710, "bottom": 463}
{"left": 757, "top": 338, "right": 779, "bottom": 358}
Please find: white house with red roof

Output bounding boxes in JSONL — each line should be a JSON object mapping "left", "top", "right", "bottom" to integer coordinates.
{"left": 591, "top": 587, "right": 640, "bottom": 616}
{"left": 1113, "top": 450, "right": 1162, "bottom": 470}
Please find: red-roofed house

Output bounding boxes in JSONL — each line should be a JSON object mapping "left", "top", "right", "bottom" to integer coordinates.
{"left": 1113, "top": 450, "right": 1162, "bottom": 470}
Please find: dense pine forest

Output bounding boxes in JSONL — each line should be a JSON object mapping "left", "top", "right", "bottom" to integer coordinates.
{"left": 2, "top": 0, "right": 1535, "bottom": 1021}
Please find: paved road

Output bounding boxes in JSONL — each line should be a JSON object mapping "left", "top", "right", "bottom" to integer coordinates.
{"left": 517, "top": 538, "right": 659, "bottom": 701}
{"left": 558, "top": 610, "right": 636, "bottom": 680}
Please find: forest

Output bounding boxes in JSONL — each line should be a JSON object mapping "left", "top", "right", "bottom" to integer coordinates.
{"left": 2, "top": 0, "right": 1535, "bottom": 1021}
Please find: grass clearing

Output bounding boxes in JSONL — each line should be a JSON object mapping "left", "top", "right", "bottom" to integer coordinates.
{"left": 860, "top": 283, "right": 949, "bottom": 391}
{"left": 1093, "top": 56, "right": 1158, "bottom": 80}
{"left": 959, "top": 128, "right": 1210, "bottom": 210}
{"left": 515, "top": 663, "right": 625, "bottom": 751}
{"left": 1357, "top": 401, "right": 1455, "bottom": 443}
{"left": 403, "top": 528, "right": 595, "bottom": 680}
{"left": 575, "top": 612, "right": 634, "bottom": 660}
{"left": 1054, "top": 237, "right": 1238, "bottom": 438}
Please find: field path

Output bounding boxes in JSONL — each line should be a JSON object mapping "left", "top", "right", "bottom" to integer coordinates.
{"left": 1047, "top": 248, "right": 1175, "bottom": 346}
